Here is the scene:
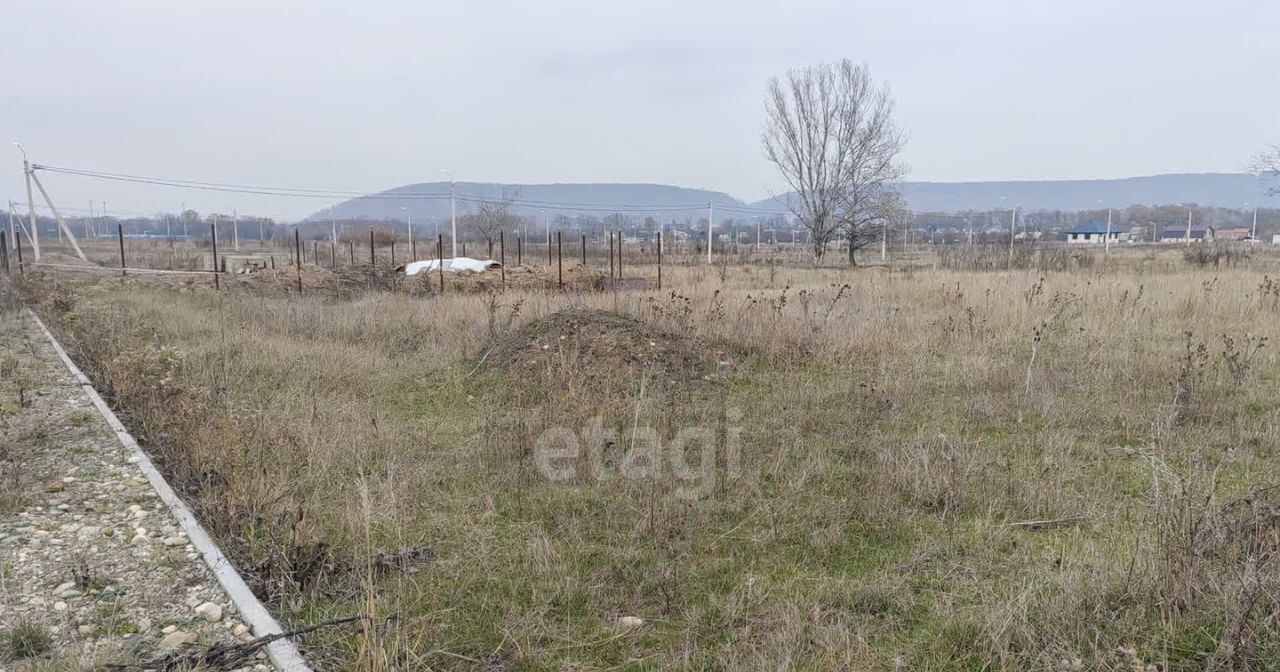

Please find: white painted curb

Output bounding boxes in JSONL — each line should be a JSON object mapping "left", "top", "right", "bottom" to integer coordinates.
{"left": 28, "top": 310, "right": 312, "bottom": 672}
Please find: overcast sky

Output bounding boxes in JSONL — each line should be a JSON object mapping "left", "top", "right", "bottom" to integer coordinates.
{"left": 2, "top": 0, "right": 1275, "bottom": 220}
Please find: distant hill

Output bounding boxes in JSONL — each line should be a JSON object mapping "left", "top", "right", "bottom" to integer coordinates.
{"left": 305, "top": 182, "right": 748, "bottom": 224}
{"left": 752, "top": 173, "right": 1275, "bottom": 213}
{"left": 306, "top": 173, "right": 1276, "bottom": 225}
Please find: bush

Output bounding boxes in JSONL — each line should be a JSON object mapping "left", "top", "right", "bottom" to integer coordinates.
{"left": 936, "top": 244, "right": 1094, "bottom": 272}
{"left": 1183, "top": 242, "right": 1249, "bottom": 268}
{"left": 4, "top": 619, "right": 53, "bottom": 659}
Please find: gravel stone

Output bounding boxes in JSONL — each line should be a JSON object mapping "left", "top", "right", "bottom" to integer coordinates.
{"left": 158, "top": 629, "right": 194, "bottom": 651}
{"left": 195, "top": 601, "right": 224, "bottom": 622}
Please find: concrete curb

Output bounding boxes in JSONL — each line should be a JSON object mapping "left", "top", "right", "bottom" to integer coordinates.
{"left": 28, "top": 310, "right": 312, "bottom": 672}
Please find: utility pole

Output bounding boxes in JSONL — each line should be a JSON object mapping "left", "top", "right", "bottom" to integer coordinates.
{"left": 16, "top": 143, "right": 39, "bottom": 260}
{"left": 7, "top": 201, "right": 15, "bottom": 252}
{"left": 165, "top": 214, "right": 172, "bottom": 239}
{"left": 28, "top": 168, "right": 88, "bottom": 262}
{"left": 232, "top": 209, "right": 239, "bottom": 251}
{"left": 1105, "top": 208, "right": 1113, "bottom": 256}
{"left": 1185, "top": 208, "right": 1193, "bottom": 248}
{"left": 441, "top": 169, "right": 457, "bottom": 258}
{"left": 1007, "top": 207, "right": 1016, "bottom": 268}
{"left": 181, "top": 202, "right": 187, "bottom": 238}
{"left": 966, "top": 218, "right": 973, "bottom": 246}
{"left": 706, "top": 200, "right": 713, "bottom": 265}
{"left": 1251, "top": 206, "right": 1258, "bottom": 240}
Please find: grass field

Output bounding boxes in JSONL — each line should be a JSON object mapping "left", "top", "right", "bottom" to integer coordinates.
{"left": 12, "top": 243, "right": 1280, "bottom": 670}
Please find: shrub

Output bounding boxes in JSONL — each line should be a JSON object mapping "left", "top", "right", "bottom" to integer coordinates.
{"left": 3, "top": 619, "right": 53, "bottom": 659}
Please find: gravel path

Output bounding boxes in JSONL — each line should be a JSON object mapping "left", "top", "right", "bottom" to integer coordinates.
{"left": 0, "top": 305, "right": 271, "bottom": 671}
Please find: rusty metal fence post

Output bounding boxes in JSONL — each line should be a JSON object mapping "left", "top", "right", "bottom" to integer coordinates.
{"left": 118, "top": 223, "right": 127, "bottom": 277}
{"left": 657, "top": 230, "right": 662, "bottom": 291}
{"left": 294, "top": 228, "right": 303, "bottom": 294}
{"left": 211, "top": 223, "right": 220, "bottom": 290}
{"left": 437, "top": 234, "right": 445, "bottom": 293}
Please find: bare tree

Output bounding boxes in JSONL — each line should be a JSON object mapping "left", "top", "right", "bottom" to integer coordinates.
{"left": 1253, "top": 144, "right": 1280, "bottom": 195}
{"left": 762, "top": 60, "right": 906, "bottom": 261}
{"left": 844, "top": 183, "right": 908, "bottom": 261}
{"left": 474, "top": 187, "right": 520, "bottom": 255}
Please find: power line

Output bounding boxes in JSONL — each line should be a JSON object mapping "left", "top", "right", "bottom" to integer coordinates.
{"left": 35, "top": 165, "right": 449, "bottom": 201}
{"left": 31, "top": 163, "right": 795, "bottom": 217}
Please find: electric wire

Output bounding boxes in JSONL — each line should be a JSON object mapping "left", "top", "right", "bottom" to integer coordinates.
{"left": 31, "top": 164, "right": 794, "bottom": 216}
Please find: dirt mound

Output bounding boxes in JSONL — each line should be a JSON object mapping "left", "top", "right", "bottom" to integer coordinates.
{"left": 228, "top": 265, "right": 335, "bottom": 296}
{"left": 502, "top": 264, "right": 609, "bottom": 292}
{"left": 487, "top": 309, "right": 711, "bottom": 383}
{"left": 230, "top": 263, "right": 403, "bottom": 296}
{"left": 404, "top": 264, "right": 609, "bottom": 294}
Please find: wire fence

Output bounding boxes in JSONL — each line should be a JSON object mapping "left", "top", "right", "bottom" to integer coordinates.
{"left": 0, "top": 221, "right": 839, "bottom": 297}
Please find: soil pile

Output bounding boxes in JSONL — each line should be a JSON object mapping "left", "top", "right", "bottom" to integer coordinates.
{"left": 487, "top": 308, "right": 712, "bottom": 384}
{"left": 404, "top": 264, "right": 609, "bottom": 294}
{"left": 231, "top": 265, "right": 340, "bottom": 296}
{"left": 231, "top": 263, "right": 402, "bottom": 296}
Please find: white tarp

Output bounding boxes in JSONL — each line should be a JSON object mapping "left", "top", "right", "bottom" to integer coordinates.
{"left": 403, "top": 257, "right": 502, "bottom": 276}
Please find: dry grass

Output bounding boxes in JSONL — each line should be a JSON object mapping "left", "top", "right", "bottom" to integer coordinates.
{"left": 13, "top": 245, "right": 1280, "bottom": 670}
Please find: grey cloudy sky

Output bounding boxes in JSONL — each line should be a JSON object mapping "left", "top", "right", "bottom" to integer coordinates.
{"left": 2, "top": 0, "right": 1275, "bottom": 220}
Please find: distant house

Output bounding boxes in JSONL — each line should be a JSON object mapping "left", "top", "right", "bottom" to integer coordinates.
{"left": 1161, "top": 227, "right": 1214, "bottom": 243}
{"left": 1064, "top": 221, "right": 1127, "bottom": 244}
{"left": 1216, "top": 227, "right": 1251, "bottom": 241}
{"left": 1127, "top": 226, "right": 1152, "bottom": 242}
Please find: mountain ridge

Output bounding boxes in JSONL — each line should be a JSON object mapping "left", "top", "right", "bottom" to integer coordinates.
{"left": 306, "top": 173, "right": 1276, "bottom": 223}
